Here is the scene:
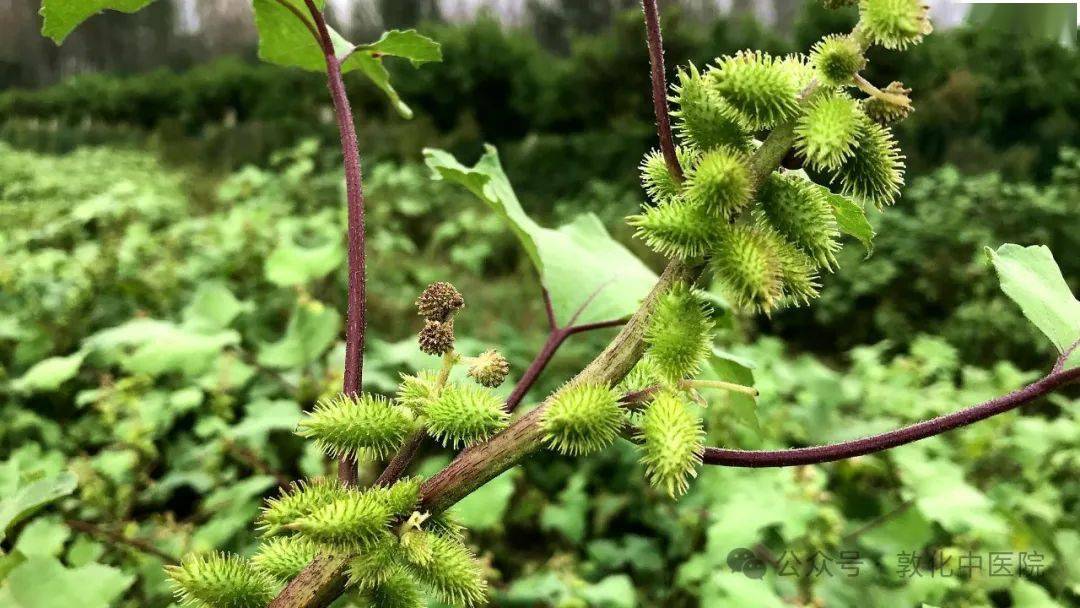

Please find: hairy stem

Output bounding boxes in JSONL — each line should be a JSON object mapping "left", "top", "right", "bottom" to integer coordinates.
{"left": 701, "top": 365, "right": 1080, "bottom": 467}
{"left": 642, "top": 0, "right": 682, "bottom": 182}
{"left": 303, "top": 0, "right": 368, "bottom": 486}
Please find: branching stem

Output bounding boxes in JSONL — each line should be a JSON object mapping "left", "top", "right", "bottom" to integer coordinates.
{"left": 701, "top": 365, "right": 1080, "bottom": 467}
{"left": 854, "top": 73, "right": 911, "bottom": 108}
{"left": 65, "top": 519, "right": 178, "bottom": 564}
{"left": 681, "top": 379, "right": 759, "bottom": 396}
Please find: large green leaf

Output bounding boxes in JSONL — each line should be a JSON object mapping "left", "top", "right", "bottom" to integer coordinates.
{"left": 425, "top": 146, "right": 657, "bottom": 326}
{"left": 40, "top": 0, "right": 155, "bottom": 44}
{"left": 452, "top": 468, "right": 519, "bottom": 532}
{"left": 1, "top": 557, "right": 133, "bottom": 608}
{"left": 258, "top": 300, "right": 341, "bottom": 369}
{"left": 251, "top": 0, "right": 439, "bottom": 118}
{"left": 0, "top": 473, "right": 77, "bottom": 543}
{"left": 987, "top": 244, "right": 1080, "bottom": 369}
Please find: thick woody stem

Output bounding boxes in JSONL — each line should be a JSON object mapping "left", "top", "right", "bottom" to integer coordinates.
{"left": 303, "top": 0, "right": 368, "bottom": 486}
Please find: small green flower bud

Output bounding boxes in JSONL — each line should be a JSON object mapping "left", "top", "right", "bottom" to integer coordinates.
{"left": 862, "top": 81, "right": 913, "bottom": 125}
{"left": 810, "top": 35, "right": 866, "bottom": 87}
{"left": 415, "top": 281, "right": 464, "bottom": 321}
{"left": 418, "top": 319, "right": 455, "bottom": 356}
{"left": 467, "top": 349, "right": 510, "bottom": 388}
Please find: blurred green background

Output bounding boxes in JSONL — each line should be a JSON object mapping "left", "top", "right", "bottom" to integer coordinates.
{"left": 1, "top": 1, "right": 1078, "bottom": 607}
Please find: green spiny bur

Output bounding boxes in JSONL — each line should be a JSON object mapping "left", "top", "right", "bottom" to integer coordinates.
{"left": 372, "top": 476, "right": 423, "bottom": 517}
{"left": 644, "top": 286, "right": 714, "bottom": 384}
{"left": 858, "top": 0, "right": 932, "bottom": 50}
{"left": 629, "top": 197, "right": 719, "bottom": 260}
{"left": 258, "top": 477, "right": 348, "bottom": 536}
{"left": 541, "top": 383, "right": 625, "bottom": 456}
{"left": 348, "top": 536, "right": 403, "bottom": 588}
{"left": 710, "top": 223, "right": 786, "bottom": 314}
{"left": 636, "top": 391, "right": 704, "bottom": 498}
{"left": 296, "top": 393, "right": 416, "bottom": 461}
{"left": 810, "top": 34, "right": 866, "bottom": 87}
{"left": 832, "top": 121, "right": 905, "bottom": 208}
{"left": 408, "top": 533, "right": 487, "bottom": 608}
{"left": 757, "top": 172, "right": 841, "bottom": 269}
{"left": 639, "top": 149, "right": 681, "bottom": 205}
{"left": 423, "top": 382, "right": 510, "bottom": 448}
{"left": 396, "top": 371, "right": 440, "bottom": 413}
{"left": 671, "top": 63, "right": 751, "bottom": 151}
{"left": 795, "top": 93, "right": 866, "bottom": 171}
{"left": 708, "top": 51, "right": 801, "bottom": 129}
{"left": 770, "top": 232, "right": 822, "bottom": 307}
{"left": 366, "top": 565, "right": 426, "bottom": 608}
{"left": 683, "top": 147, "right": 753, "bottom": 218}
{"left": 289, "top": 489, "right": 394, "bottom": 550}
{"left": 251, "top": 536, "right": 320, "bottom": 581}
{"left": 166, "top": 553, "right": 278, "bottom": 608}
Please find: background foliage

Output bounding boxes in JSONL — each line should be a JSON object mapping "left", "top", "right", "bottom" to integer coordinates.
{"left": 1, "top": 3, "right": 1078, "bottom": 607}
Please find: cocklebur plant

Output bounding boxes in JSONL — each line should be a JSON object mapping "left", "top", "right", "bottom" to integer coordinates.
{"left": 168, "top": 282, "right": 505, "bottom": 607}
{"left": 34, "top": 2, "right": 1080, "bottom": 608}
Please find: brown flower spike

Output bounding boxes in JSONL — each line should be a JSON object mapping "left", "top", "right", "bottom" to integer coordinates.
{"left": 415, "top": 281, "right": 465, "bottom": 322}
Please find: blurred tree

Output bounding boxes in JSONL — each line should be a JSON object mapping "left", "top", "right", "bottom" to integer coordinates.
{"left": 377, "top": 0, "right": 441, "bottom": 29}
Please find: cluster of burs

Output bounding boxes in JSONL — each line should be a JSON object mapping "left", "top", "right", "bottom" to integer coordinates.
{"left": 168, "top": 283, "right": 513, "bottom": 608}
{"left": 633, "top": 0, "right": 930, "bottom": 313}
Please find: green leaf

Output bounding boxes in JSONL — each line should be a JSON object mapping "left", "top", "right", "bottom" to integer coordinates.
{"left": 250, "top": 1, "right": 437, "bottom": 118}
{"left": 0, "top": 473, "right": 77, "bottom": 543}
{"left": 705, "top": 349, "right": 758, "bottom": 432}
{"left": 425, "top": 145, "right": 657, "bottom": 326}
{"left": 251, "top": 0, "right": 334, "bottom": 73}
{"left": 580, "top": 575, "right": 637, "bottom": 608}
{"left": 452, "top": 468, "right": 519, "bottom": 532}
{"left": 1, "top": 557, "right": 133, "bottom": 608}
{"left": 182, "top": 282, "right": 251, "bottom": 332}
{"left": 349, "top": 29, "right": 443, "bottom": 66}
{"left": 13, "top": 517, "right": 70, "bottom": 558}
{"left": 123, "top": 328, "right": 240, "bottom": 378}
{"left": 264, "top": 233, "right": 344, "bottom": 287}
{"left": 987, "top": 244, "right": 1080, "bottom": 368}
{"left": 1011, "top": 579, "right": 1065, "bottom": 608}
{"left": 40, "top": 0, "right": 155, "bottom": 44}
{"left": 540, "top": 474, "right": 589, "bottom": 543}
{"left": 11, "top": 351, "right": 85, "bottom": 393}
{"left": 821, "top": 186, "right": 875, "bottom": 255}
{"left": 344, "top": 52, "right": 414, "bottom": 119}
{"left": 258, "top": 300, "right": 341, "bottom": 369}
